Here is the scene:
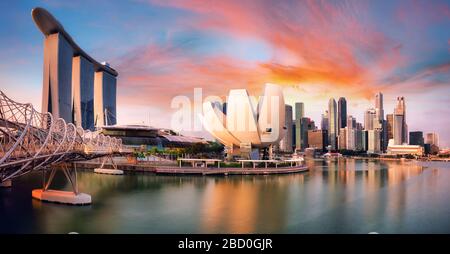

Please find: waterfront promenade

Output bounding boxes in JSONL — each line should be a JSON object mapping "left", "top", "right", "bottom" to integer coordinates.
{"left": 74, "top": 157, "right": 309, "bottom": 175}
{"left": 154, "top": 165, "right": 308, "bottom": 175}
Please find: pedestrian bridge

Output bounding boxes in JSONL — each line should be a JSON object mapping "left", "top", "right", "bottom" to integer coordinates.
{"left": 0, "top": 91, "right": 129, "bottom": 204}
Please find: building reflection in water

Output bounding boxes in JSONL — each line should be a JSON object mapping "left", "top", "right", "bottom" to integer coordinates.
{"left": 199, "top": 158, "right": 429, "bottom": 233}
{"left": 200, "top": 174, "right": 303, "bottom": 233}
{"left": 6, "top": 158, "right": 449, "bottom": 233}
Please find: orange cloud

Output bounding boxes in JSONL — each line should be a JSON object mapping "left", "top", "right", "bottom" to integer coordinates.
{"left": 145, "top": 0, "right": 407, "bottom": 99}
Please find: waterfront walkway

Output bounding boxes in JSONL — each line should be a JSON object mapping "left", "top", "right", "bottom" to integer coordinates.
{"left": 154, "top": 165, "right": 308, "bottom": 175}
{"left": 75, "top": 161, "right": 309, "bottom": 175}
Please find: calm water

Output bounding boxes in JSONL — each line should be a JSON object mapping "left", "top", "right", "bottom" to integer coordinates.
{"left": 1, "top": 159, "right": 450, "bottom": 234}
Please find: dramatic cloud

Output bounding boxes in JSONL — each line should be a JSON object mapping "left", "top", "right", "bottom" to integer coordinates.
{"left": 0, "top": 0, "right": 449, "bottom": 145}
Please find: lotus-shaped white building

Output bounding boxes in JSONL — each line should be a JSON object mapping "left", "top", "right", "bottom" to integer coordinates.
{"left": 201, "top": 83, "right": 286, "bottom": 155}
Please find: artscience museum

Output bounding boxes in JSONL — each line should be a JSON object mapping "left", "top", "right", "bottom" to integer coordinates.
{"left": 201, "top": 83, "right": 286, "bottom": 159}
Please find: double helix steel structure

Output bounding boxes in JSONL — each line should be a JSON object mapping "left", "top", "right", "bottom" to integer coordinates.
{"left": 0, "top": 91, "right": 123, "bottom": 183}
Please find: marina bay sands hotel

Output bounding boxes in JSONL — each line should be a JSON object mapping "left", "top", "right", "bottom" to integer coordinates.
{"left": 32, "top": 7, "right": 117, "bottom": 130}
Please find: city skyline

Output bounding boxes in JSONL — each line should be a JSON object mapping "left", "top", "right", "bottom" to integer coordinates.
{"left": 1, "top": 1, "right": 450, "bottom": 238}
{"left": 0, "top": 0, "right": 449, "bottom": 147}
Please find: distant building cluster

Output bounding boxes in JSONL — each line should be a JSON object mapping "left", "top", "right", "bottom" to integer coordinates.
{"left": 277, "top": 92, "right": 441, "bottom": 157}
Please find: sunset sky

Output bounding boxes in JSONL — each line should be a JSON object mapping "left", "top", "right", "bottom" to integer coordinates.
{"left": 0, "top": 0, "right": 449, "bottom": 146}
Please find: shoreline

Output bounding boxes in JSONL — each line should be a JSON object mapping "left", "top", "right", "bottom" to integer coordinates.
{"left": 72, "top": 156, "right": 450, "bottom": 175}
{"left": 73, "top": 161, "right": 310, "bottom": 175}
{"left": 314, "top": 156, "right": 450, "bottom": 162}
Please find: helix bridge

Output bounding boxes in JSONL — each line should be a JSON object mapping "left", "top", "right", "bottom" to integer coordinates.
{"left": 0, "top": 91, "right": 127, "bottom": 204}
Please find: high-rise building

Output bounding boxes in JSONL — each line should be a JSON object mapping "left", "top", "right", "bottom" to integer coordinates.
{"left": 94, "top": 70, "right": 117, "bottom": 126}
{"left": 347, "top": 128, "right": 356, "bottom": 151}
{"left": 374, "top": 92, "right": 386, "bottom": 152}
{"left": 301, "top": 117, "right": 316, "bottom": 150}
{"left": 292, "top": 123, "right": 296, "bottom": 150}
{"left": 355, "top": 129, "right": 364, "bottom": 151}
{"left": 347, "top": 116, "right": 356, "bottom": 151}
{"left": 368, "top": 129, "right": 381, "bottom": 153}
{"left": 409, "top": 131, "right": 424, "bottom": 146}
{"left": 72, "top": 56, "right": 95, "bottom": 130}
{"left": 33, "top": 8, "right": 118, "bottom": 129}
{"left": 279, "top": 105, "right": 293, "bottom": 152}
{"left": 356, "top": 122, "right": 363, "bottom": 131}
{"left": 339, "top": 115, "right": 356, "bottom": 151}
{"left": 364, "top": 109, "right": 376, "bottom": 130}
{"left": 425, "top": 133, "right": 440, "bottom": 154}
{"left": 393, "top": 114, "right": 404, "bottom": 145}
{"left": 386, "top": 114, "right": 394, "bottom": 141}
{"left": 338, "top": 128, "right": 347, "bottom": 150}
{"left": 375, "top": 92, "right": 384, "bottom": 121}
{"left": 295, "top": 102, "right": 304, "bottom": 150}
{"left": 362, "top": 130, "right": 369, "bottom": 151}
{"left": 328, "top": 98, "right": 338, "bottom": 150}
{"left": 425, "top": 132, "right": 439, "bottom": 147}
{"left": 308, "top": 129, "right": 328, "bottom": 152}
{"left": 321, "top": 110, "right": 329, "bottom": 131}
{"left": 41, "top": 32, "right": 74, "bottom": 123}
{"left": 393, "top": 97, "right": 407, "bottom": 145}
{"left": 338, "top": 97, "right": 347, "bottom": 130}
{"left": 347, "top": 115, "right": 356, "bottom": 129}
{"left": 380, "top": 119, "right": 388, "bottom": 152}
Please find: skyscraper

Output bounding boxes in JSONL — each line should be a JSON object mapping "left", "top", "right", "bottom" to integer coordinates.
{"left": 338, "top": 128, "right": 347, "bottom": 150}
{"left": 301, "top": 117, "right": 316, "bottom": 149}
{"left": 409, "top": 131, "right": 424, "bottom": 146}
{"left": 72, "top": 56, "right": 94, "bottom": 130}
{"left": 279, "top": 105, "right": 293, "bottom": 152}
{"left": 425, "top": 132, "right": 440, "bottom": 154}
{"left": 33, "top": 8, "right": 118, "bottom": 129}
{"left": 375, "top": 92, "right": 384, "bottom": 121}
{"left": 345, "top": 115, "right": 356, "bottom": 151}
{"left": 374, "top": 92, "right": 386, "bottom": 152}
{"left": 425, "top": 132, "right": 439, "bottom": 147}
{"left": 347, "top": 115, "right": 356, "bottom": 129}
{"left": 368, "top": 129, "right": 381, "bottom": 153}
{"left": 364, "top": 109, "right": 376, "bottom": 130}
{"left": 393, "top": 97, "right": 407, "bottom": 145}
{"left": 328, "top": 98, "right": 337, "bottom": 150}
{"left": 321, "top": 110, "right": 329, "bottom": 131}
{"left": 346, "top": 128, "right": 356, "bottom": 151}
{"left": 41, "top": 32, "right": 74, "bottom": 123}
{"left": 338, "top": 97, "right": 347, "bottom": 130}
{"left": 295, "top": 102, "right": 304, "bottom": 150}
{"left": 94, "top": 70, "right": 117, "bottom": 126}
{"left": 308, "top": 130, "right": 328, "bottom": 152}
{"left": 355, "top": 129, "right": 364, "bottom": 151}
{"left": 362, "top": 130, "right": 369, "bottom": 151}
{"left": 393, "top": 114, "right": 404, "bottom": 145}
{"left": 386, "top": 114, "right": 394, "bottom": 141}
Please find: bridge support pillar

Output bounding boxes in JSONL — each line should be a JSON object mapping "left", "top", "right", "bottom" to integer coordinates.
{"left": 32, "top": 164, "right": 91, "bottom": 205}
{"left": 0, "top": 179, "right": 12, "bottom": 188}
{"left": 94, "top": 155, "right": 123, "bottom": 175}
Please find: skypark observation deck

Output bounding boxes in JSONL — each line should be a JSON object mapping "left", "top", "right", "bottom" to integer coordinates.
{"left": 31, "top": 7, "right": 118, "bottom": 77}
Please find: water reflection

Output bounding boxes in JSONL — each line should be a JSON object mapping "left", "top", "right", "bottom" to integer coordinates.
{"left": 1, "top": 159, "right": 449, "bottom": 233}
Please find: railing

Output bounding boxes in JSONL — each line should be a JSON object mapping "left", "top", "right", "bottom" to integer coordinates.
{"left": 0, "top": 91, "right": 123, "bottom": 182}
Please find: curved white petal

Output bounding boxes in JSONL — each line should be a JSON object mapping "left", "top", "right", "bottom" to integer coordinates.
{"left": 201, "top": 84, "right": 286, "bottom": 148}
{"left": 226, "top": 89, "right": 261, "bottom": 146}
{"left": 200, "top": 101, "right": 240, "bottom": 147}
{"left": 258, "top": 83, "right": 285, "bottom": 145}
